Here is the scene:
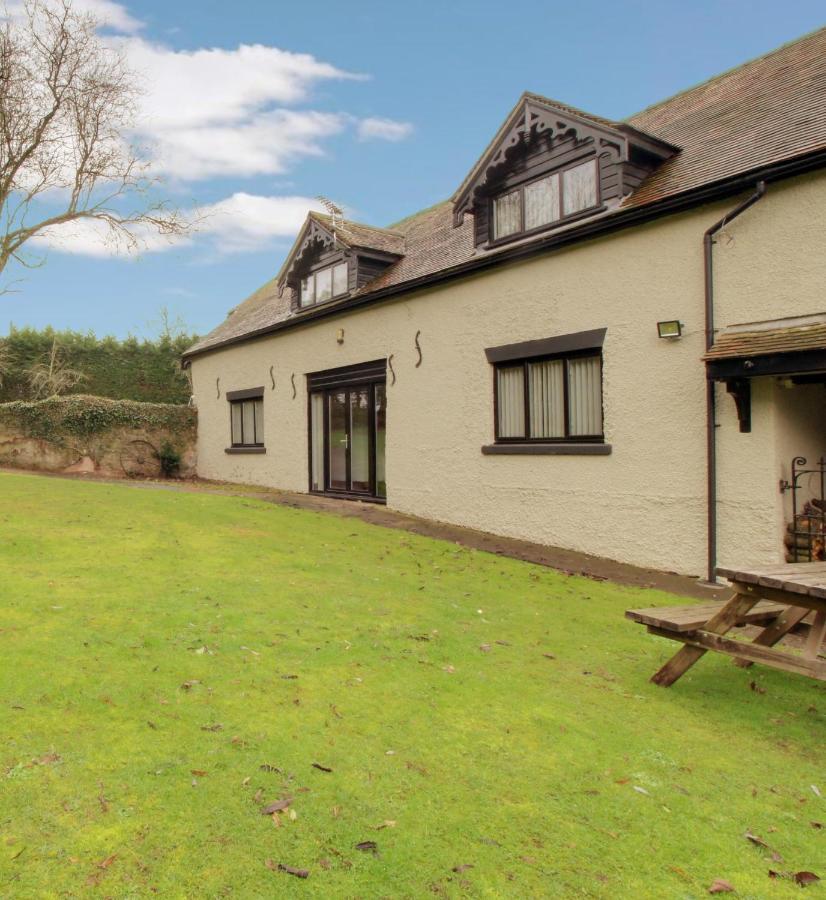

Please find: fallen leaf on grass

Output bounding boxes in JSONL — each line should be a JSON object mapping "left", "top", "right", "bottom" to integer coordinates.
{"left": 98, "top": 854, "right": 117, "bottom": 869}
{"left": 191, "top": 770, "right": 207, "bottom": 777}
{"left": 266, "top": 859, "right": 309, "bottom": 879}
{"left": 374, "top": 820, "right": 396, "bottom": 830}
{"left": 452, "top": 864, "right": 473, "bottom": 873}
{"left": 708, "top": 879, "right": 734, "bottom": 893}
{"left": 812, "top": 785, "right": 822, "bottom": 798}
{"left": 201, "top": 724, "right": 223, "bottom": 732}
{"left": 280, "top": 674, "right": 299, "bottom": 680}
{"left": 633, "top": 786, "right": 650, "bottom": 796}
{"left": 259, "top": 764, "right": 282, "bottom": 773}
{"left": 749, "top": 681, "right": 766, "bottom": 694}
{"left": 744, "top": 831, "right": 769, "bottom": 848}
{"left": 479, "top": 644, "right": 491, "bottom": 652}
{"left": 769, "top": 870, "right": 821, "bottom": 886}
{"left": 542, "top": 653, "right": 556, "bottom": 660}
{"left": 355, "top": 841, "right": 378, "bottom": 854}
{"left": 443, "top": 665, "right": 455, "bottom": 674}
{"left": 312, "top": 762, "right": 332, "bottom": 773}
{"left": 261, "top": 799, "right": 292, "bottom": 815}
{"left": 811, "top": 821, "right": 823, "bottom": 829}
{"left": 180, "top": 680, "right": 200, "bottom": 691}
{"left": 319, "top": 858, "right": 331, "bottom": 870}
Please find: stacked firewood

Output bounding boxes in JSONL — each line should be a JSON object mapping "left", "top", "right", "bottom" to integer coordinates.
{"left": 785, "top": 497, "right": 826, "bottom": 561}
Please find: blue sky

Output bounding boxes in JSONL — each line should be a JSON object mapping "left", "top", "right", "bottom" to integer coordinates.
{"left": 3, "top": 0, "right": 824, "bottom": 340}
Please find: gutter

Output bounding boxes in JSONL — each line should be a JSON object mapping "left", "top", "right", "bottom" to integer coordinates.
{"left": 183, "top": 147, "right": 826, "bottom": 364}
{"left": 702, "top": 181, "right": 767, "bottom": 585}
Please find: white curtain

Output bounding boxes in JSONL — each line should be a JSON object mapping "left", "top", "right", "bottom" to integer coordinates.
{"left": 242, "top": 401, "right": 256, "bottom": 445}
{"left": 300, "top": 276, "right": 314, "bottom": 307}
{"left": 310, "top": 393, "right": 324, "bottom": 491}
{"left": 497, "top": 366, "right": 525, "bottom": 437}
{"left": 528, "top": 359, "right": 564, "bottom": 438}
{"left": 567, "top": 356, "right": 602, "bottom": 436}
{"left": 563, "top": 160, "right": 597, "bottom": 216}
{"left": 253, "top": 399, "right": 264, "bottom": 444}
{"left": 524, "top": 174, "right": 559, "bottom": 230}
{"left": 332, "top": 263, "right": 348, "bottom": 296}
{"left": 494, "top": 190, "right": 521, "bottom": 239}
{"left": 231, "top": 403, "right": 242, "bottom": 445}
{"left": 315, "top": 267, "right": 333, "bottom": 303}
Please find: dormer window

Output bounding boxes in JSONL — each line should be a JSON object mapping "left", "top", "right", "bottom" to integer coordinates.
{"left": 492, "top": 159, "right": 599, "bottom": 242}
{"left": 300, "top": 261, "right": 349, "bottom": 308}
{"left": 452, "top": 94, "right": 677, "bottom": 247}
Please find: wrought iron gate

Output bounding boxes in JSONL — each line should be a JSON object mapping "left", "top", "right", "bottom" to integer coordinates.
{"left": 781, "top": 456, "right": 826, "bottom": 562}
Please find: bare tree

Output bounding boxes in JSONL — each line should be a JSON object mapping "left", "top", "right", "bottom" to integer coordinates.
{"left": 27, "top": 335, "right": 86, "bottom": 397}
{"left": 0, "top": 0, "right": 188, "bottom": 281}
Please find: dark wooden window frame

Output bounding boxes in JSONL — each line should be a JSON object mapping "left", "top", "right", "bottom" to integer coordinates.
{"left": 300, "top": 257, "right": 350, "bottom": 309}
{"left": 226, "top": 387, "right": 265, "bottom": 453}
{"left": 492, "top": 348, "right": 605, "bottom": 445}
{"left": 306, "top": 360, "right": 387, "bottom": 503}
{"left": 488, "top": 156, "right": 603, "bottom": 247}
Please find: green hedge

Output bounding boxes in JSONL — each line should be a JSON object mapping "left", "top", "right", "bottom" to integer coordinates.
{"left": 0, "top": 326, "right": 197, "bottom": 404}
{"left": 0, "top": 395, "right": 196, "bottom": 445}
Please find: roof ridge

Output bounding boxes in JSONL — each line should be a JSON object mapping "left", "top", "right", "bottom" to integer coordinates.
{"left": 626, "top": 25, "right": 826, "bottom": 123}
{"left": 311, "top": 210, "right": 406, "bottom": 238}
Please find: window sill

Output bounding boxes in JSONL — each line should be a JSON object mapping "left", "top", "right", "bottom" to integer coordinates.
{"left": 225, "top": 446, "right": 266, "bottom": 455}
{"left": 482, "top": 442, "right": 611, "bottom": 456}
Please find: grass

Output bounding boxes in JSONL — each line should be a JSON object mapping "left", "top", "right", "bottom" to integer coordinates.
{"left": 1, "top": 472, "right": 823, "bottom": 898}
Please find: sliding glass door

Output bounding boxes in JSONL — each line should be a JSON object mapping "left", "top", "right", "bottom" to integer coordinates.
{"left": 309, "top": 372, "right": 386, "bottom": 500}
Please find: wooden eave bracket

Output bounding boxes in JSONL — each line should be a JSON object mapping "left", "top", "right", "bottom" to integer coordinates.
{"left": 725, "top": 378, "right": 752, "bottom": 433}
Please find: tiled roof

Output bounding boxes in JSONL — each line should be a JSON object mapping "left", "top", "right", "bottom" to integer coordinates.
{"left": 309, "top": 212, "right": 406, "bottom": 256}
{"left": 704, "top": 314, "right": 826, "bottom": 360}
{"left": 187, "top": 28, "right": 826, "bottom": 358}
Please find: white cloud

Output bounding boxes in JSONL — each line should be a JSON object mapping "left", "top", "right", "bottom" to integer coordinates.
{"left": 30, "top": 192, "right": 325, "bottom": 258}
{"left": 196, "top": 192, "right": 324, "bottom": 253}
{"left": 142, "top": 109, "right": 347, "bottom": 181}
{"left": 115, "top": 36, "right": 364, "bottom": 181}
{"left": 357, "top": 117, "right": 414, "bottom": 142}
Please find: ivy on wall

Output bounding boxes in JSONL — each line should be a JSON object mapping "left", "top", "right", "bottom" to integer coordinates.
{"left": 0, "top": 395, "right": 196, "bottom": 445}
{"left": 0, "top": 327, "right": 197, "bottom": 404}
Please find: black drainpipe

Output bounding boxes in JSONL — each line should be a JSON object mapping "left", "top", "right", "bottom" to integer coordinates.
{"left": 703, "top": 181, "right": 767, "bottom": 584}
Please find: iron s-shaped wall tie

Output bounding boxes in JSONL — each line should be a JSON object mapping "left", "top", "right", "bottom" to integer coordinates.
{"left": 388, "top": 354, "right": 396, "bottom": 385}
{"left": 291, "top": 373, "right": 296, "bottom": 399}
{"left": 215, "top": 377, "right": 221, "bottom": 399}
{"left": 414, "top": 330, "right": 422, "bottom": 368}
{"left": 269, "top": 366, "right": 275, "bottom": 390}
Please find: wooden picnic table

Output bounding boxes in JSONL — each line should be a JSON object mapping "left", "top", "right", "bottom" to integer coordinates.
{"left": 626, "top": 562, "right": 826, "bottom": 685}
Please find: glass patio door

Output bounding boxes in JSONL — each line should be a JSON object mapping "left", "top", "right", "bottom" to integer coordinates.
{"left": 327, "top": 387, "right": 372, "bottom": 494}
{"left": 308, "top": 360, "right": 387, "bottom": 501}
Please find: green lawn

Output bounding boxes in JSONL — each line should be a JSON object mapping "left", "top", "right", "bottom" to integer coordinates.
{"left": 1, "top": 472, "right": 823, "bottom": 898}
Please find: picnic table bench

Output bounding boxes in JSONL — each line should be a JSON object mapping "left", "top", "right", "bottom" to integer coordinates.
{"left": 626, "top": 563, "right": 826, "bottom": 685}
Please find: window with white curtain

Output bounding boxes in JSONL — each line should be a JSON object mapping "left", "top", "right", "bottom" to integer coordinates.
{"left": 300, "top": 261, "right": 349, "bottom": 307}
{"left": 491, "top": 156, "right": 599, "bottom": 243}
{"left": 495, "top": 353, "right": 603, "bottom": 442}
{"left": 230, "top": 397, "right": 264, "bottom": 447}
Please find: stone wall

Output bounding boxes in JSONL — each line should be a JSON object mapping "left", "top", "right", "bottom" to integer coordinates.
{"left": 0, "top": 395, "right": 196, "bottom": 478}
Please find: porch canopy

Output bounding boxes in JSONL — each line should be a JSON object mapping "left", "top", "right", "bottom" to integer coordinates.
{"left": 704, "top": 313, "right": 826, "bottom": 432}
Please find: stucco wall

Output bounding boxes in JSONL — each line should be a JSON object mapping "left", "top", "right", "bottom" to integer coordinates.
{"left": 190, "top": 171, "right": 826, "bottom": 577}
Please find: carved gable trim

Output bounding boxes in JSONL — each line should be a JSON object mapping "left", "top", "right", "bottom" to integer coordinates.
{"left": 453, "top": 98, "right": 630, "bottom": 226}
{"left": 277, "top": 216, "right": 345, "bottom": 297}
